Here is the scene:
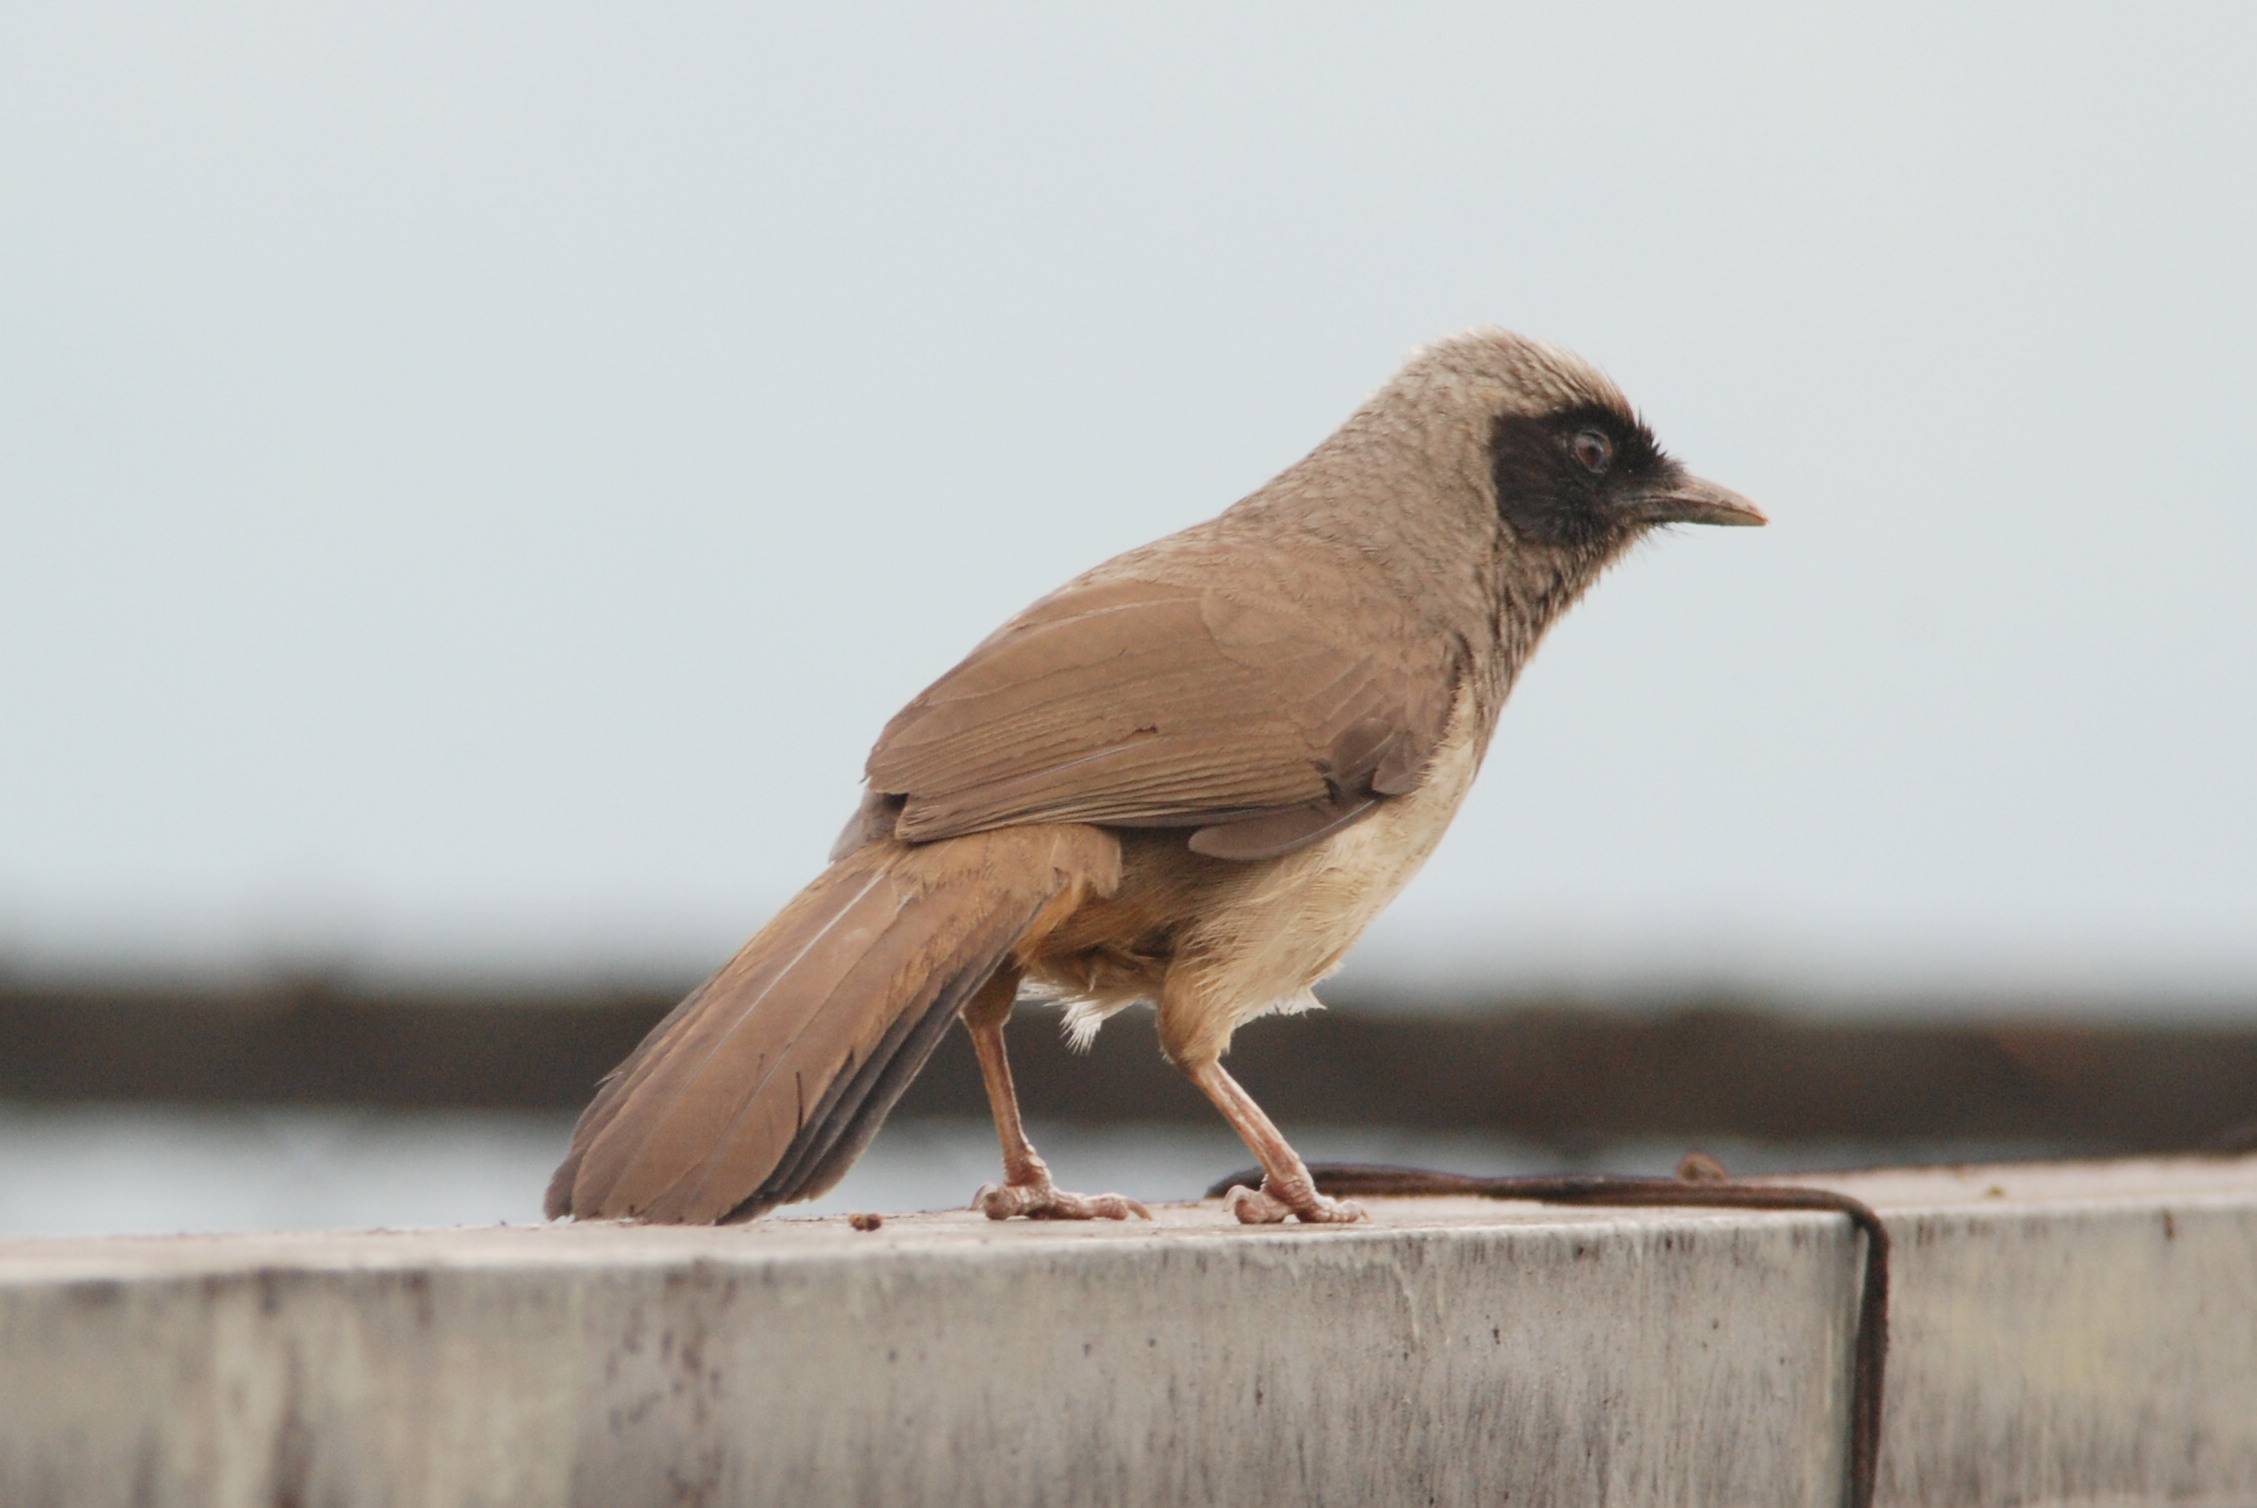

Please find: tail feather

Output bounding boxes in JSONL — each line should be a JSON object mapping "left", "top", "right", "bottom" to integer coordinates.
{"left": 565, "top": 860, "right": 897, "bottom": 1220}
{"left": 542, "top": 978, "right": 709, "bottom": 1217}
{"left": 734, "top": 942, "right": 1011, "bottom": 1219}
{"left": 545, "top": 824, "right": 1116, "bottom": 1224}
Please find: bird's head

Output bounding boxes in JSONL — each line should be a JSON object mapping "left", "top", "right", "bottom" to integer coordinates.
{"left": 1409, "top": 329, "right": 1766, "bottom": 551}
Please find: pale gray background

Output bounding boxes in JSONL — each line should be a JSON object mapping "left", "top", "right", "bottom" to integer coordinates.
{"left": 6, "top": 2, "right": 2254, "bottom": 1009}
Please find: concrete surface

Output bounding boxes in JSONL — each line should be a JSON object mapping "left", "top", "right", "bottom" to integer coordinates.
{"left": 1, "top": 1157, "right": 2252, "bottom": 1507}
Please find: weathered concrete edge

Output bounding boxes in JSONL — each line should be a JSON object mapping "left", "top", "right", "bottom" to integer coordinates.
{"left": 2, "top": 1158, "right": 2254, "bottom": 1508}
{"left": 5, "top": 1153, "right": 2252, "bottom": 1281}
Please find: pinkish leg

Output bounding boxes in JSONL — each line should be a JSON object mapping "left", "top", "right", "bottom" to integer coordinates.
{"left": 1183, "top": 1056, "right": 1366, "bottom": 1225}
{"left": 963, "top": 974, "right": 1148, "bottom": 1221}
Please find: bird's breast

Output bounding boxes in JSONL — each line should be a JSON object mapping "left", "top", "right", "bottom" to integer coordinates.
{"left": 1281, "top": 679, "right": 1486, "bottom": 974}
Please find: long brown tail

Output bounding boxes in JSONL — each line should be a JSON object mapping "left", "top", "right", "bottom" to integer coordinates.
{"left": 546, "top": 824, "right": 1117, "bottom": 1223}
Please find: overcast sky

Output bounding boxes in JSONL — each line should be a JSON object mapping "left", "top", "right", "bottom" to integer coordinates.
{"left": 4, "top": 3, "right": 2253, "bottom": 1007}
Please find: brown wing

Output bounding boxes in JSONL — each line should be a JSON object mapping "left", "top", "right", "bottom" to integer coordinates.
{"left": 861, "top": 575, "right": 1457, "bottom": 861}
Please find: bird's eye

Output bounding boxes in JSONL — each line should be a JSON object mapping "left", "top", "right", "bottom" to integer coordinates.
{"left": 1571, "top": 429, "right": 1613, "bottom": 474}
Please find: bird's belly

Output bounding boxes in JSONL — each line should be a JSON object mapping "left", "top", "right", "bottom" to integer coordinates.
{"left": 1243, "top": 688, "right": 1483, "bottom": 980}
{"left": 1146, "top": 683, "right": 1487, "bottom": 1058}
{"left": 1019, "top": 683, "right": 1486, "bottom": 1056}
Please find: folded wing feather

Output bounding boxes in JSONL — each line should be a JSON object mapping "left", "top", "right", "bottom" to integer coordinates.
{"left": 865, "top": 575, "right": 1457, "bottom": 859}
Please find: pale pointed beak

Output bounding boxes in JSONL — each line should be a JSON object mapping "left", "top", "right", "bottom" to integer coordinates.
{"left": 1634, "top": 473, "right": 1767, "bottom": 527}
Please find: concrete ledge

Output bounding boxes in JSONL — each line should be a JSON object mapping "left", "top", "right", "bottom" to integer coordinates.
{"left": 2, "top": 1158, "right": 2253, "bottom": 1507}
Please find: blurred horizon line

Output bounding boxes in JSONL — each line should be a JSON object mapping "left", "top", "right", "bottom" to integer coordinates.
{"left": 4, "top": 922, "right": 2253, "bottom": 1021}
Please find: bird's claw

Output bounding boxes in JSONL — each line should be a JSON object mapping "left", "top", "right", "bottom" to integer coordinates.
{"left": 973, "top": 1178, "right": 1151, "bottom": 1222}
{"left": 1223, "top": 1180, "right": 1367, "bottom": 1225}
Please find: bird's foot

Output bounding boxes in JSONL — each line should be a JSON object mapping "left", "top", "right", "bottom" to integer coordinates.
{"left": 1223, "top": 1177, "right": 1367, "bottom": 1226}
{"left": 973, "top": 1175, "right": 1150, "bottom": 1222}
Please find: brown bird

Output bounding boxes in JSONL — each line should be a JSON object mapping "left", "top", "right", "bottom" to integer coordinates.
{"left": 545, "top": 329, "right": 1764, "bottom": 1227}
